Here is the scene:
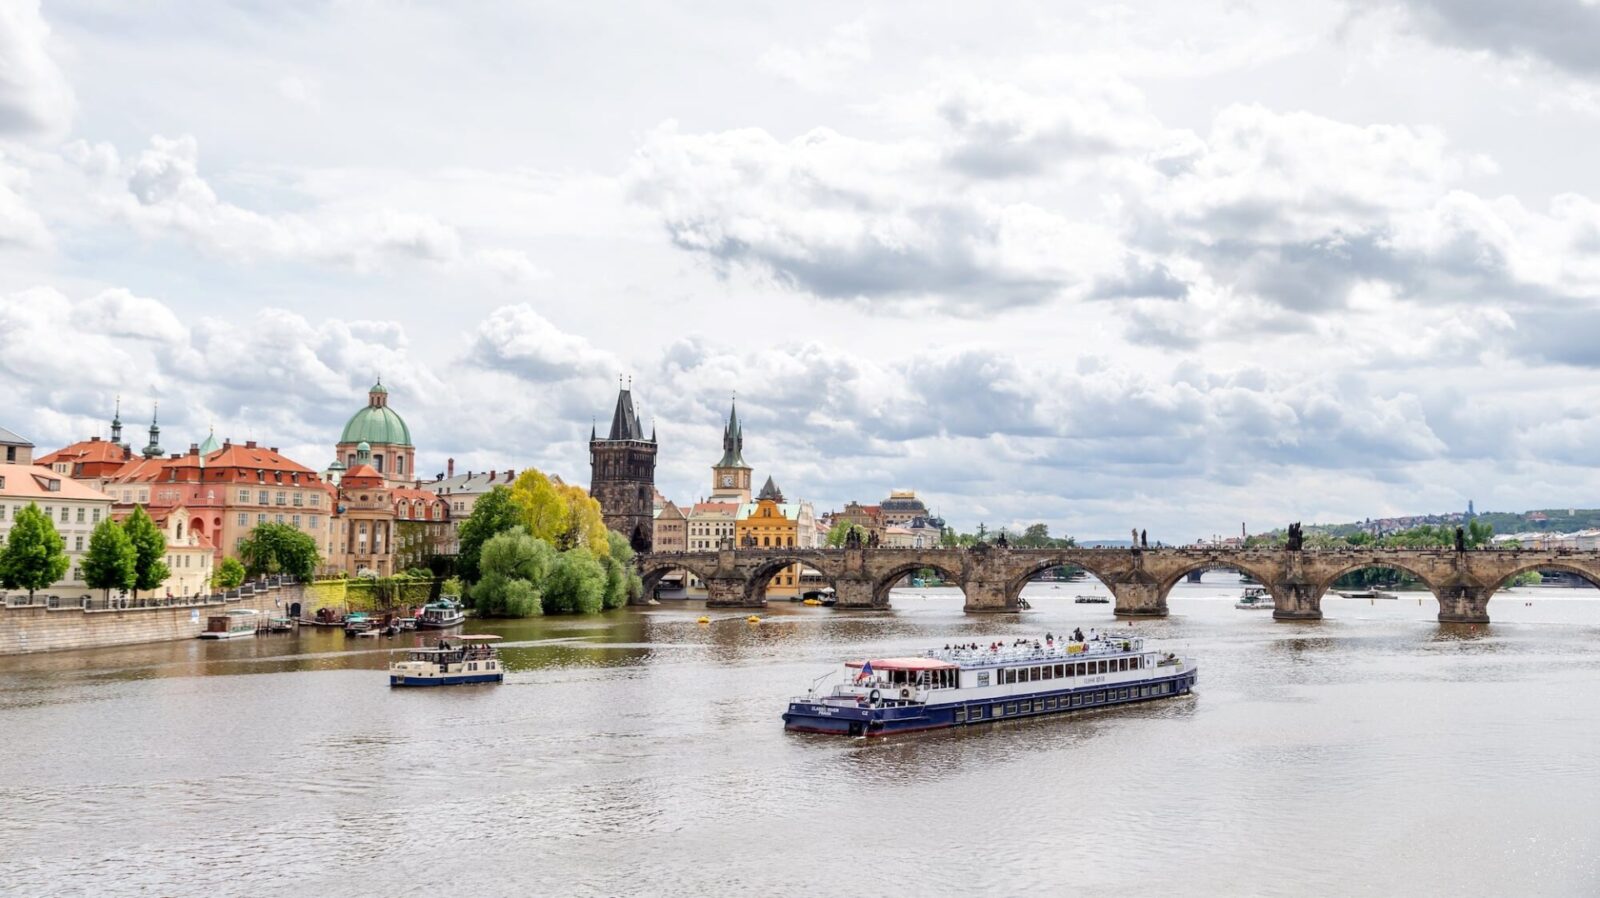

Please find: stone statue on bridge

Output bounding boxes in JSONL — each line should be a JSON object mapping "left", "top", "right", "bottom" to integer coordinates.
{"left": 1455, "top": 526, "right": 1466, "bottom": 553}
{"left": 867, "top": 530, "right": 880, "bottom": 549}
{"left": 995, "top": 532, "right": 1008, "bottom": 548}
{"left": 1286, "top": 522, "right": 1304, "bottom": 551}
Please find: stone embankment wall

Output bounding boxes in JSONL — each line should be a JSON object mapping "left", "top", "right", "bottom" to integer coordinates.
{"left": 0, "top": 584, "right": 309, "bottom": 656}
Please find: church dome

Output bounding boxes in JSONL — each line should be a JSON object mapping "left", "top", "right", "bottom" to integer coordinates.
{"left": 340, "top": 380, "right": 412, "bottom": 447}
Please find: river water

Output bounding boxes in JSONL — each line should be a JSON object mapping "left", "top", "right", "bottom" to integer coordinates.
{"left": 1, "top": 578, "right": 1598, "bottom": 897}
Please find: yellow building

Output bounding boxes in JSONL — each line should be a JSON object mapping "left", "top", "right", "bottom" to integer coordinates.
{"left": 735, "top": 477, "right": 802, "bottom": 597}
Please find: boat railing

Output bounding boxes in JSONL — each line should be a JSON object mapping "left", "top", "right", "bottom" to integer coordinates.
{"left": 927, "top": 639, "right": 1144, "bottom": 667}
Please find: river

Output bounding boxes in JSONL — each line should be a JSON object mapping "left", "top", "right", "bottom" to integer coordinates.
{"left": 1, "top": 578, "right": 1597, "bottom": 897}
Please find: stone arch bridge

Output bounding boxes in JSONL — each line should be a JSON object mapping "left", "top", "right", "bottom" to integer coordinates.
{"left": 634, "top": 545, "right": 1600, "bottom": 624}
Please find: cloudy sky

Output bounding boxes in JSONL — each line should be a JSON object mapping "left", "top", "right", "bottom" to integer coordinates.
{"left": 5, "top": 0, "right": 1600, "bottom": 540}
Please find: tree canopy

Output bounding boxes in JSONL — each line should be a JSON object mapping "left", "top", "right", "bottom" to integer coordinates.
{"left": 0, "top": 503, "right": 70, "bottom": 598}
{"left": 82, "top": 519, "right": 137, "bottom": 598}
{"left": 211, "top": 556, "right": 246, "bottom": 589}
{"left": 455, "top": 486, "right": 522, "bottom": 582}
{"left": 237, "top": 521, "right": 319, "bottom": 579}
{"left": 825, "top": 521, "right": 866, "bottom": 547}
{"left": 121, "top": 506, "right": 170, "bottom": 598}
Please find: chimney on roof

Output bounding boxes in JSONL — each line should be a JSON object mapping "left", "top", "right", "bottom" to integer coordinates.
{"left": 188, "top": 443, "right": 198, "bottom": 454}
{"left": 467, "top": 470, "right": 473, "bottom": 479}
{"left": 245, "top": 440, "right": 257, "bottom": 449}
{"left": 505, "top": 469, "right": 513, "bottom": 481}
{"left": 91, "top": 436, "right": 100, "bottom": 442}
{"left": 269, "top": 447, "right": 278, "bottom": 454}
{"left": 488, "top": 471, "right": 496, "bottom": 482}
{"left": 447, "top": 457, "right": 455, "bottom": 478}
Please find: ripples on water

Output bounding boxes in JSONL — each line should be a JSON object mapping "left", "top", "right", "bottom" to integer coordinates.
{"left": 1, "top": 584, "right": 1598, "bottom": 896}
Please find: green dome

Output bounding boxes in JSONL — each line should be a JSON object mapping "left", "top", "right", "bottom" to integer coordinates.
{"left": 340, "top": 405, "right": 412, "bottom": 446}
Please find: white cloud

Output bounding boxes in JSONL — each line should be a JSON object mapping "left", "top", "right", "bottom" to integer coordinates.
{"left": 0, "top": 0, "right": 74, "bottom": 137}
{"left": 469, "top": 304, "right": 617, "bottom": 382}
{"left": 759, "top": 20, "right": 871, "bottom": 90}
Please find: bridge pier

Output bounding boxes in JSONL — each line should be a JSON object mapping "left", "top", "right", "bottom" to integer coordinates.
{"left": 1270, "top": 582, "right": 1323, "bottom": 621}
{"left": 1109, "top": 582, "right": 1167, "bottom": 617}
{"left": 833, "top": 578, "right": 877, "bottom": 609}
{"left": 705, "top": 577, "right": 762, "bottom": 608}
{"left": 1436, "top": 585, "right": 1490, "bottom": 624}
{"left": 963, "top": 580, "right": 1016, "bottom": 613}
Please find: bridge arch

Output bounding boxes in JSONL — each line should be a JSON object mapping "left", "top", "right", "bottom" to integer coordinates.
{"left": 1002, "top": 554, "right": 1124, "bottom": 606}
{"left": 1312, "top": 557, "right": 1446, "bottom": 618}
{"left": 743, "top": 553, "right": 840, "bottom": 603}
{"left": 1155, "top": 558, "right": 1278, "bottom": 596}
{"left": 1485, "top": 559, "right": 1600, "bottom": 595}
{"left": 871, "top": 559, "right": 965, "bottom": 605}
{"left": 636, "top": 555, "right": 721, "bottom": 599}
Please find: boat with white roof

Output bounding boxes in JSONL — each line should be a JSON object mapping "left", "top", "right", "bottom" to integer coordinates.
{"left": 388, "top": 635, "right": 503, "bottom": 687}
{"left": 783, "top": 631, "right": 1197, "bottom": 737}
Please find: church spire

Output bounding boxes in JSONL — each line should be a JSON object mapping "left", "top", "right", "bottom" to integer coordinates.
{"left": 142, "top": 402, "right": 162, "bottom": 459}
{"left": 715, "top": 396, "right": 748, "bottom": 468}
{"left": 110, "top": 395, "right": 123, "bottom": 445}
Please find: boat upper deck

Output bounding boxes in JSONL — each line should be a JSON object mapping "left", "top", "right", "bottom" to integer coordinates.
{"left": 915, "top": 634, "right": 1146, "bottom": 672}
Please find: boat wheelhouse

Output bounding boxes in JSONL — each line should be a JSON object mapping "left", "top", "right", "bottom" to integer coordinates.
{"left": 199, "top": 609, "right": 260, "bottom": 639}
{"left": 417, "top": 598, "right": 466, "bottom": 629}
{"left": 388, "top": 635, "right": 504, "bottom": 687}
{"left": 782, "top": 633, "right": 1196, "bottom": 737}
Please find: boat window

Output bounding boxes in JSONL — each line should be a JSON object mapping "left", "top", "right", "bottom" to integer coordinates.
{"left": 1094, "top": 691, "right": 1104, "bottom": 703}
{"left": 1042, "top": 665, "right": 1053, "bottom": 681}
{"left": 1029, "top": 667, "right": 1040, "bottom": 682}
{"left": 1120, "top": 689, "right": 1130, "bottom": 700}
{"left": 1117, "top": 658, "right": 1127, "bottom": 672}
{"left": 1075, "top": 662, "right": 1085, "bottom": 676}
{"left": 1005, "top": 702, "right": 1017, "bottom": 715}
{"left": 955, "top": 707, "right": 966, "bottom": 722}
{"left": 1098, "top": 660, "right": 1108, "bottom": 674}
{"left": 1033, "top": 700, "right": 1045, "bottom": 712}
{"left": 1071, "top": 695, "right": 1082, "bottom": 707}
{"left": 1054, "top": 664, "right": 1064, "bottom": 678}
{"left": 1130, "top": 657, "right": 1140, "bottom": 670}
{"left": 977, "top": 672, "right": 990, "bottom": 687}
{"left": 970, "top": 705, "right": 983, "bottom": 719}
{"left": 993, "top": 704, "right": 1004, "bottom": 717}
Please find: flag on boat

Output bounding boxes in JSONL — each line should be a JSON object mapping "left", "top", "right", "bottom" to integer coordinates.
{"left": 856, "top": 660, "right": 873, "bottom": 682}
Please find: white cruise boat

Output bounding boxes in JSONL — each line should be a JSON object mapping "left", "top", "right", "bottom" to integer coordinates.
{"left": 783, "top": 633, "right": 1196, "bottom": 737}
{"left": 417, "top": 598, "right": 466, "bottom": 629}
{"left": 199, "top": 609, "right": 260, "bottom": 639}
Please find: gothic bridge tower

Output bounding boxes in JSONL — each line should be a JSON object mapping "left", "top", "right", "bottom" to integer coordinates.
{"left": 590, "top": 382, "right": 657, "bottom": 553}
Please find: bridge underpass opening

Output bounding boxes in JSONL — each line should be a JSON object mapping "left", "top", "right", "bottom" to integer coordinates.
{"left": 748, "top": 559, "right": 835, "bottom": 605}
{"left": 877, "top": 563, "right": 964, "bottom": 610}
{"left": 1488, "top": 563, "right": 1600, "bottom": 615}
{"left": 1012, "top": 562, "right": 1117, "bottom": 611}
{"left": 1316, "top": 562, "right": 1443, "bottom": 619}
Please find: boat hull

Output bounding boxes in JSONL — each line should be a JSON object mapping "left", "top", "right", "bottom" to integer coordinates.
{"left": 416, "top": 615, "right": 465, "bottom": 629}
{"left": 389, "top": 672, "right": 503, "bottom": 687}
{"left": 783, "top": 668, "right": 1197, "bottom": 737}
{"left": 198, "top": 630, "right": 256, "bottom": 640}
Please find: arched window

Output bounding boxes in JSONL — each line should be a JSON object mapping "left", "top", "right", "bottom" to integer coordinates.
{"left": 397, "top": 456, "right": 406, "bottom": 475}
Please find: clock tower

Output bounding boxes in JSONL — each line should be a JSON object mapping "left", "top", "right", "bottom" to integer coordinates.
{"left": 709, "top": 399, "right": 752, "bottom": 504}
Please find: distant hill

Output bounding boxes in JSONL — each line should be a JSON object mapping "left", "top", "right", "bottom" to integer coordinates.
{"left": 1303, "top": 507, "right": 1600, "bottom": 538}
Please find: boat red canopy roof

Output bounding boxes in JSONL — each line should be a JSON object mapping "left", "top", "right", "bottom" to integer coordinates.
{"left": 845, "top": 657, "right": 958, "bottom": 671}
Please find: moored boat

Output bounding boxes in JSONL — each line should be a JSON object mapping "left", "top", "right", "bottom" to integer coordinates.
{"left": 200, "top": 609, "right": 260, "bottom": 639}
{"left": 1235, "top": 587, "right": 1273, "bottom": 610}
{"left": 782, "top": 633, "right": 1196, "bottom": 737}
{"left": 388, "top": 635, "right": 504, "bottom": 687}
{"left": 1073, "top": 594, "right": 1110, "bottom": 604}
{"left": 417, "top": 598, "right": 466, "bottom": 629}
{"left": 344, "top": 611, "right": 374, "bottom": 636}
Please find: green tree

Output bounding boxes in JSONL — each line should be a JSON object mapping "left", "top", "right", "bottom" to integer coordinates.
{"left": 441, "top": 575, "right": 465, "bottom": 598}
{"left": 82, "top": 519, "right": 137, "bottom": 599}
{"left": 1018, "top": 523, "right": 1052, "bottom": 547}
{"left": 826, "top": 521, "right": 866, "bottom": 547}
{"left": 601, "top": 530, "right": 641, "bottom": 609}
{"left": 470, "top": 527, "right": 555, "bottom": 617}
{"left": 542, "top": 547, "right": 606, "bottom": 614}
{"left": 236, "top": 521, "right": 319, "bottom": 579}
{"left": 211, "top": 556, "right": 246, "bottom": 589}
{"left": 509, "top": 470, "right": 570, "bottom": 546}
{"left": 0, "top": 503, "right": 70, "bottom": 599}
{"left": 120, "top": 506, "right": 170, "bottom": 599}
{"left": 456, "top": 486, "right": 522, "bottom": 582}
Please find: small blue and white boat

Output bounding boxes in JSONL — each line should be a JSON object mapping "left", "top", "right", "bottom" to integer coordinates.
{"left": 388, "top": 635, "right": 504, "bottom": 687}
{"left": 783, "top": 632, "right": 1196, "bottom": 737}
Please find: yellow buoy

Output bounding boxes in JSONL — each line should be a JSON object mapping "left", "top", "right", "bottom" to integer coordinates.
{"left": 746, "top": 615, "right": 761, "bottom": 623}
{"left": 696, "top": 616, "right": 710, "bottom": 624}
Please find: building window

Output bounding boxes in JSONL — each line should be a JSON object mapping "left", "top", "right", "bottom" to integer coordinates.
{"left": 292, "top": 515, "right": 301, "bottom": 527}
{"left": 257, "top": 514, "right": 266, "bottom": 524}
{"left": 75, "top": 536, "right": 84, "bottom": 551}
{"left": 258, "top": 491, "right": 269, "bottom": 504}
{"left": 238, "top": 513, "right": 247, "bottom": 526}
{"left": 91, "top": 508, "right": 101, "bottom": 523}
{"left": 275, "top": 514, "right": 284, "bottom": 524}
{"left": 238, "top": 489, "right": 250, "bottom": 503}
{"left": 76, "top": 507, "right": 85, "bottom": 523}
{"left": 397, "top": 456, "right": 405, "bottom": 475}
{"left": 310, "top": 494, "right": 320, "bottom": 507}
{"left": 60, "top": 507, "right": 69, "bottom": 523}
{"left": 276, "top": 491, "right": 286, "bottom": 506}
{"left": 374, "top": 454, "right": 384, "bottom": 473}
{"left": 293, "top": 492, "right": 303, "bottom": 507}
